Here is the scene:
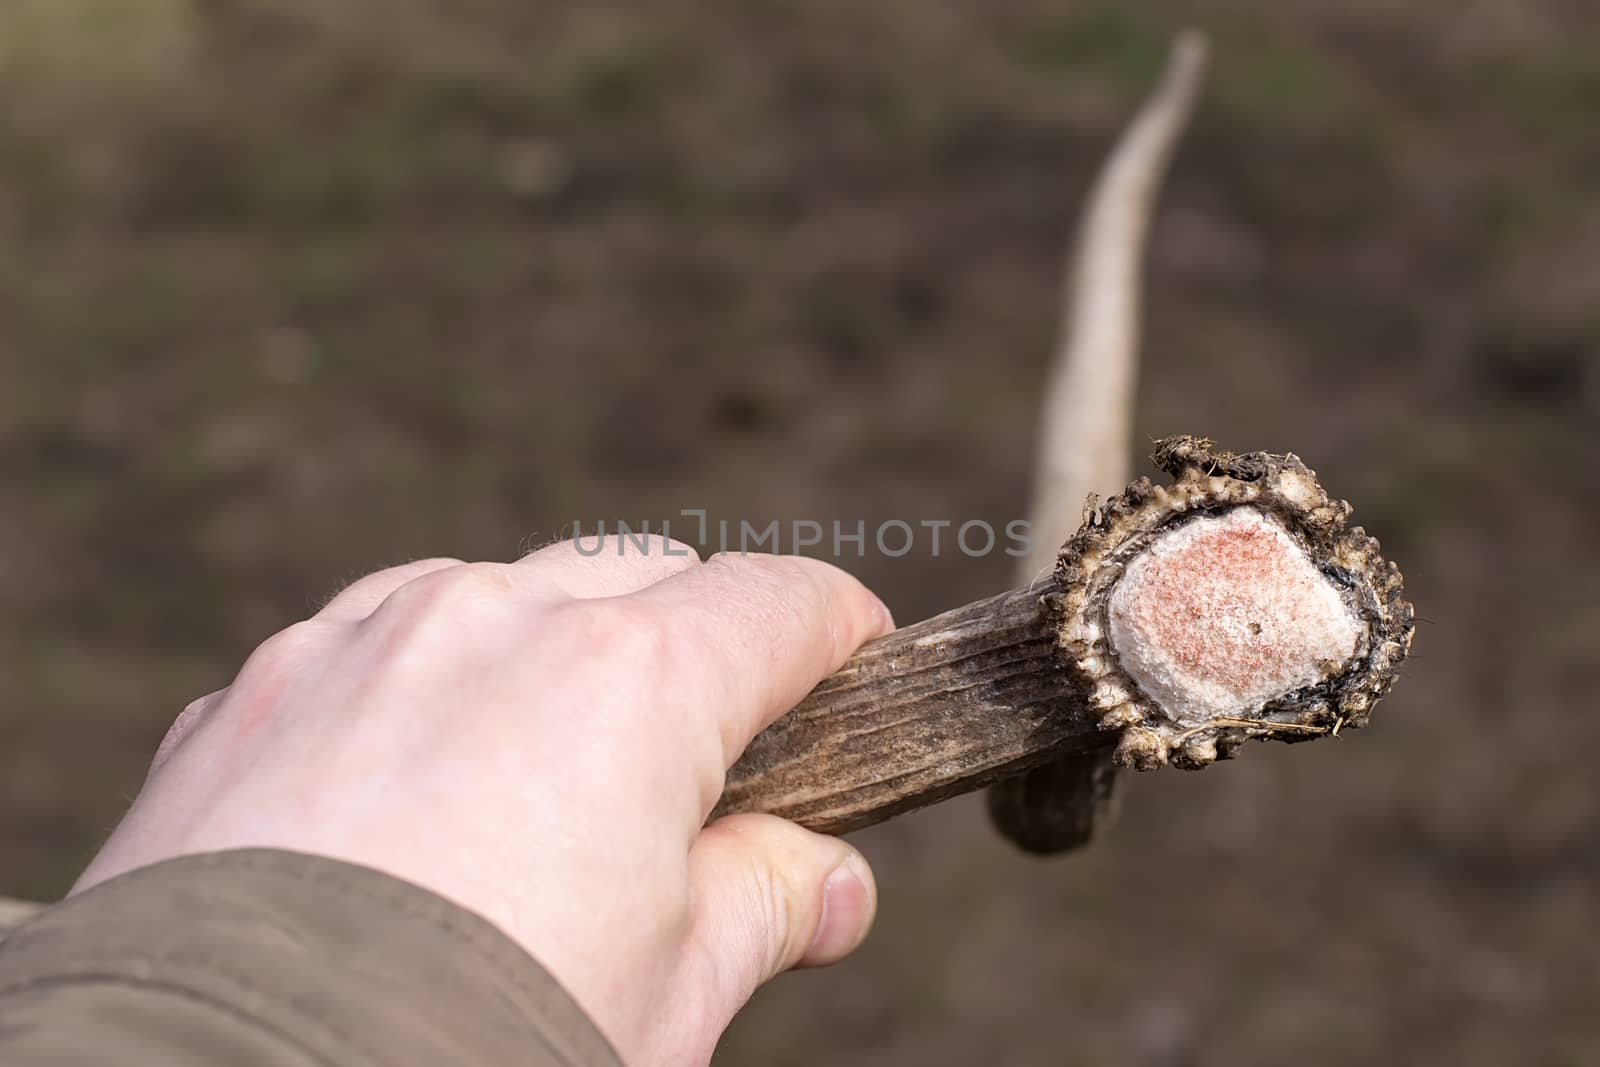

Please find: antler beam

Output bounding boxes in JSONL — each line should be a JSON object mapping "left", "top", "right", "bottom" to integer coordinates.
{"left": 715, "top": 439, "right": 1413, "bottom": 835}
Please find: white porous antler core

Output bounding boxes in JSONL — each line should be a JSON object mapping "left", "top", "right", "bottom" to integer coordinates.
{"left": 1107, "top": 508, "right": 1361, "bottom": 726}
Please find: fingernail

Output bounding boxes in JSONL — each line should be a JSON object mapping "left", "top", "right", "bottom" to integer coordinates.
{"left": 804, "top": 851, "right": 874, "bottom": 966}
{"left": 872, "top": 596, "right": 896, "bottom": 634}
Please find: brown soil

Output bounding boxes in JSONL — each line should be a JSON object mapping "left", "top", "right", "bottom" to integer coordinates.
{"left": 3, "top": 2, "right": 1597, "bottom": 1063}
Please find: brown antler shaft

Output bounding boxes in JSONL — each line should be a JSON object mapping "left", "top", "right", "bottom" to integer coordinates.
{"left": 713, "top": 579, "right": 1107, "bottom": 834}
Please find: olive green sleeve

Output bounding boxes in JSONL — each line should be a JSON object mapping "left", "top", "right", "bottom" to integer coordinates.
{"left": 0, "top": 849, "right": 622, "bottom": 1067}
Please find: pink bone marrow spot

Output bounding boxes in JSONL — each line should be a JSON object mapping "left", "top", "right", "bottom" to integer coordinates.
{"left": 1106, "top": 508, "right": 1360, "bottom": 725}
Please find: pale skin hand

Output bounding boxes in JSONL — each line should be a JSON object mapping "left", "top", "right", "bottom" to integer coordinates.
{"left": 74, "top": 537, "right": 894, "bottom": 1067}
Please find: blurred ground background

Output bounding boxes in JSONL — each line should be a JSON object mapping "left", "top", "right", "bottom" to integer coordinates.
{"left": 3, "top": 1, "right": 1598, "bottom": 1063}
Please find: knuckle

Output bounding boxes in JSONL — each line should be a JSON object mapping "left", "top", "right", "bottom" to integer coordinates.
{"left": 372, "top": 563, "right": 511, "bottom": 637}
{"left": 409, "top": 555, "right": 467, "bottom": 571}
{"left": 701, "top": 553, "right": 779, "bottom": 606}
{"left": 618, "top": 534, "right": 701, "bottom": 568}
{"left": 718, "top": 552, "right": 830, "bottom": 603}
{"left": 346, "top": 565, "right": 506, "bottom": 661}
{"left": 705, "top": 817, "right": 815, "bottom": 971}
{"left": 150, "top": 688, "right": 227, "bottom": 770}
{"left": 755, "top": 850, "right": 810, "bottom": 975}
{"left": 348, "top": 557, "right": 468, "bottom": 595}
{"left": 555, "top": 597, "right": 679, "bottom": 671}
{"left": 179, "top": 690, "right": 220, "bottom": 718}
{"left": 711, "top": 552, "right": 834, "bottom": 632}
{"left": 540, "top": 533, "right": 701, "bottom": 577}
{"left": 448, "top": 561, "right": 517, "bottom": 595}
{"left": 238, "top": 619, "right": 328, "bottom": 680}
{"left": 322, "top": 558, "right": 464, "bottom": 611}
{"left": 659, "top": 536, "right": 700, "bottom": 562}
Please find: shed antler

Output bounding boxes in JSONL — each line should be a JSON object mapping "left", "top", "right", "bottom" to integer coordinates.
{"left": 992, "top": 31, "right": 1210, "bottom": 853}
{"left": 715, "top": 33, "right": 1413, "bottom": 841}
{"left": 1019, "top": 30, "right": 1209, "bottom": 585}
{"left": 715, "top": 438, "right": 1413, "bottom": 834}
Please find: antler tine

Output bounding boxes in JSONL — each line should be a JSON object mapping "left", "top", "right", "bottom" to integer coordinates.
{"left": 1016, "top": 30, "right": 1209, "bottom": 586}
{"left": 992, "top": 31, "right": 1208, "bottom": 855}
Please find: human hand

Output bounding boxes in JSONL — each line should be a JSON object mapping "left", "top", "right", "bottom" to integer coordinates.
{"left": 74, "top": 538, "right": 895, "bottom": 1065}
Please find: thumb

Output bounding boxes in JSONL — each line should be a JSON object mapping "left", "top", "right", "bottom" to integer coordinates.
{"left": 686, "top": 814, "right": 877, "bottom": 1007}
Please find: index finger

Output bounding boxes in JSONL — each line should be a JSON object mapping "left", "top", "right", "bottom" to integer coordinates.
{"left": 627, "top": 553, "right": 894, "bottom": 768}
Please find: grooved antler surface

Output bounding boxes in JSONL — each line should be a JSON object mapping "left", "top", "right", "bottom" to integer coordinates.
{"left": 714, "top": 583, "right": 1111, "bottom": 834}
